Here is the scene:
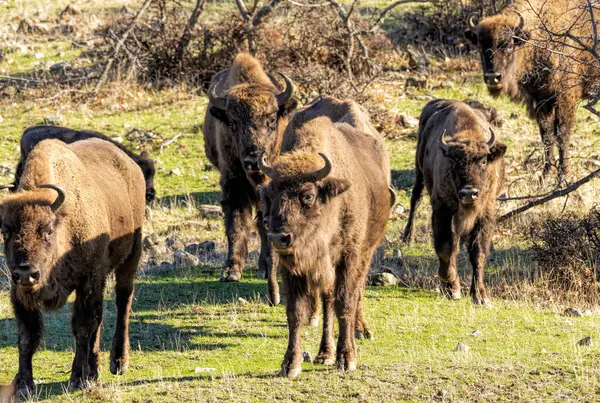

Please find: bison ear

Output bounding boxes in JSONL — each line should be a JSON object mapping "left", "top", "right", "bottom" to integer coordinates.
{"left": 209, "top": 106, "right": 230, "bottom": 125}
{"left": 489, "top": 141, "right": 507, "bottom": 161}
{"left": 464, "top": 29, "right": 478, "bottom": 45}
{"left": 319, "top": 178, "right": 350, "bottom": 200}
{"left": 513, "top": 28, "right": 530, "bottom": 46}
{"left": 278, "top": 98, "right": 298, "bottom": 118}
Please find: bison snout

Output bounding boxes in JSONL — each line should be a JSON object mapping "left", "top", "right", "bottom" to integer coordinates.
{"left": 12, "top": 265, "right": 41, "bottom": 287}
{"left": 484, "top": 73, "right": 502, "bottom": 87}
{"left": 459, "top": 187, "right": 479, "bottom": 203}
{"left": 146, "top": 187, "right": 156, "bottom": 202}
{"left": 242, "top": 150, "right": 260, "bottom": 172}
{"left": 269, "top": 232, "right": 294, "bottom": 250}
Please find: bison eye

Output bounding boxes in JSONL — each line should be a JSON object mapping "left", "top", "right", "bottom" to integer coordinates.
{"left": 300, "top": 194, "right": 315, "bottom": 206}
{"left": 480, "top": 158, "right": 488, "bottom": 169}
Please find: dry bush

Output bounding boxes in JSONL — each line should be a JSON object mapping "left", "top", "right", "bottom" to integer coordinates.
{"left": 530, "top": 207, "right": 600, "bottom": 302}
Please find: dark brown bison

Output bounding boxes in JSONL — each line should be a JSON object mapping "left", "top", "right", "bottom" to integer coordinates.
{"left": 13, "top": 125, "right": 156, "bottom": 203}
{"left": 403, "top": 99, "right": 507, "bottom": 305}
{"left": 202, "top": 53, "right": 296, "bottom": 306}
{"left": 1, "top": 138, "right": 145, "bottom": 393}
{"left": 464, "top": 0, "right": 599, "bottom": 181}
{"left": 259, "top": 95, "right": 394, "bottom": 378}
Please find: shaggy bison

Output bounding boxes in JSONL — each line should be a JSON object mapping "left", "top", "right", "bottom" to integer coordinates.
{"left": 465, "top": 0, "right": 599, "bottom": 181}
{"left": 203, "top": 53, "right": 296, "bottom": 305}
{"left": 1, "top": 138, "right": 145, "bottom": 392}
{"left": 403, "top": 99, "right": 507, "bottom": 305}
{"left": 259, "top": 95, "right": 394, "bottom": 378}
{"left": 13, "top": 125, "right": 156, "bottom": 203}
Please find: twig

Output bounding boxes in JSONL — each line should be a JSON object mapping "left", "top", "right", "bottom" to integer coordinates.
{"left": 176, "top": 0, "right": 207, "bottom": 63}
{"left": 93, "top": 0, "right": 153, "bottom": 94}
{"left": 498, "top": 167, "right": 600, "bottom": 223}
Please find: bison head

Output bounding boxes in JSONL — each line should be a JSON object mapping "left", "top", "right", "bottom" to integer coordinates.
{"left": 440, "top": 129, "right": 506, "bottom": 206}
{"left": 139, "top": 151, "right": 156, "bottom": 202}
{"left": 208, "top": 74, "right": 296, "bottom": 181}
{"left": 258, "top": 153, "right": 349, "bottom": 257}
{"left": 1, "top": 185, "right": 65, "bottom": 292}
{"left": 464, "top": 13, "right": 530, "bottom": 96}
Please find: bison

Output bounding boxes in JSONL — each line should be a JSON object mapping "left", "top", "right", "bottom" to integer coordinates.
{"left": 13, "top": 125, "right": 156, "bottom": 203}
{"left": 403, "top": 99, "right": 507, "bottom": 305}
{"left": 1, "top": 138, "right": 145, "bottom": 393}
{"left": 203, "top": 53, "right": 296, "bottom": 305}
{"left": 464, "top": 0, "right": 599, "bottom": 181}
{"left": 259, "top": 95, "right": 394, "bottom": 378}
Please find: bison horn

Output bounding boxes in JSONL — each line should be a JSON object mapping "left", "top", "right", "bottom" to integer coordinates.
{"left": 275, "top": 72, "right": 294, "bottom": 107}
{"left": 0, "top": 184, "right": 14, "bottom": 191}
{"left": 38, "top": 184, "right": 66, "bottom": 213}
{"left": 207, "top": 79, "right": 228, "bottom": 111}
{"left": 439, "top": 129, "right": 450, "bottom": 153}
{"left": 467, "top": 12, "right": 479, "bottom": 30}
{"left": 515, "top": 13, "right": 524, "bottom": 30}
{"left": 309, "top": 153, "right": 332, "bottom": 182}
{"left": 258, "top": 154, "right": 276, "bottom": 179}
{"left": 486, "top": 127, "right": 496, "bottom": 148}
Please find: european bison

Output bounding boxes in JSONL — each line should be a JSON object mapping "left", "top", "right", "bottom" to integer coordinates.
{"left": 13, "top": 125, "right": 156, "bottom": 203}
{"left": 403, "top": 99, "right": 507, "bottom": 305}
{"left": 1, "top": 138, "right": 145, "bottom": 392}
{"left": 203, "top": 53, "right": 296, "bottom": 305}
{"left": 465, "top": 0, "right": 599, "bottom": 181}
{"left": 259, "top": 95, "right": 394, "bottom": 378}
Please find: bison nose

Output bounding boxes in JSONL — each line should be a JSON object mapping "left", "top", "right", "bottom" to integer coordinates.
{"left": 459, "top": 187, "right": 479, "bottom": 202}
{"left": 146, "top": 188, "right": 156, "bottom": 202}
{"left": 243, "top": 151, "right": 260, "bottom": 171}
{"left": 269, "top": 232, "right": 294, "bottom": 249}
{"left": 484, "top": 73, "right": 502, "bottom": 85}
{"left": 13, "top": 265, "right": 40, "bottom": 287}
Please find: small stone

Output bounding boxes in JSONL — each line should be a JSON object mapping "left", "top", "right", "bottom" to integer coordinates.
{"left": 509, "top": 112, "right": 518, "bottom": 119}
{"left": 370, "top": 272, "right": 400, "bottom": 286}
{"left": 538, "top": 348, "right": 547, "bottom": 354}
{"left": 111, "top": 136, "right": 124, "bottom": 143}
{"left": 194, "top": 367, "right": 216, "bottom": 374}
{"left": 204, "top": 163, "right": 213, "bottom": 171}
{"left": 392, "top": 248, "right": 402, "bottom": 258}
{"left": 169, "top": 167, "right": 182, "bottom": 176}
{"left": 199, "top": 205, "right": 222, "bottom": 219}
{"left": 143, "top": 233, "right": 161, "bottom": 249}
{"left": 439, "top": 81, "right": 454, "bottom": 89}
{"left": 577, "top": 336, "right": 592, "bottom": 347}
{"left": 564, "top": 307, "right": 583, "bottom": 317}
{"left": 392, "top": 204, "right": 405, "bottom": 215}
{"left": 405, "top": 77, "right": 427, "bottom": 89}
{"left": 455, "top": 342, "right": 470, "bottom": 352}
{"left": 396, "top": 114, "right": 419, "bottom": 128}
{"left": 34, "top": 52, "right": 44, "bottom": 59}
{"left": 43, "top": 115, "right": 64, "bottom": 126}
{"left": 583, "top": 309, "right": 593, "bottom": 316}
{"left": 173, "top": 250, "right": 199, "bottom": 269}
{"left": 302, "top": 352, "right": 312, "bottom": 363}
{"left": 185, "top": 241, "right": 216, "bottom": 255}
{"left": 166, "top": 236, "right": 185, "bottom": 252}
{"left": 237, "top": 297, "right": 248, "bottom": 305}
{"left": 49, "top": 62, "right": 70, "bottom": 74}
{"left": 470, "top": 330, "right": 482, "bottom": 337}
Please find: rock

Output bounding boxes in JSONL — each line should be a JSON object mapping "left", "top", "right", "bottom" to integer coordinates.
{"left": 413, "top": 95, "right": 434, "bottom": 101}
{"left": 405, "top": 77, "right": 427, "bottom": 89}
{"left": 538, "top": 348, "right": 547, "bottom": 354}
{"left": 169, "top": 167, "right": 182, "bottom": 176}
{"left": 49, "top": 62, "right": 70, "bottom": 74}
{"left": 173, "top": 250, "right": 199, "bottom": 269}
{"left": 577, "top": 336, "right": 592, "bottom": 347}
{"left": 194, "top": 367, "right": 216, "bottom": 374}
{"left": 0, "top": 164, "right": 15, "bottom": 177}
{"left": 564, "top": 307, "right": 583, "bottom": 317}
{"left": 143, "top": 233, "right": 161, "bottom": 249}
{"left": 392, "top": 204, "right": 405, "bottom": 215}
{"left": 370, "top": 272, "right": 400, "bottom": 286}
{"left": 509, "top": 112, "right": 518, "bottom": 119}
{"left": 439, "top": 81, "right": 454, "bottom": 89}
{"left": 303, "top": 352, "right": 313, "bottom": 363}
{"left": 237, "top": 297, "right": 248, "bottom": 305}
{"left": 205, "top": 221, "right": 220, "bottom": 231}
{"left": 470, "top": 330, "right": 482, "bottom": 337}
{"left": 59, "top": 4, "right": 82, "bottom": 19}
{"left": 583, "top": 309, "right": 593, "bottom": 316}
{"left": 406, "top": 48, "right": 430, "bottom": 72}
{"left": 34, "top": 52, "right": 44, "bottom": 59}
{"left": 185, "top": 241, "right": 216, "bottom": 255}
{"left": 204, "top": 163, "right": 213, "bottom": 171}
{"left": 166, "top": 236, "right": 185, "bottom": 252}
{"left": 0, "top": 85, "right": 17, "bottom": 98}
{"left": 396, "top": 114, "right": 419, "bottom": 128}
{"left": 199, "top": 205, "right": 222, "bottom": 219}
{"left": 43, "top": 115, "right": 64, "bottom": 126}
{"left": 455, "top": 342, "right": 470, "bottom": 352}
{"left": 392, "top": 248, "right": 402, "bottom": 258}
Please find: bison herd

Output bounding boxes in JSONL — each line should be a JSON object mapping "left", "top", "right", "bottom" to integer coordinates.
{"left": 0, "top": 0, "right": 597, "bottom": 394}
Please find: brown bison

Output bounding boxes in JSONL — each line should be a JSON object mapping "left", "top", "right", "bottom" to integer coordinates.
{"left": 403, "top": 99, "right": 507, "bottom": 305}
{"left": 13, "top": 125, "right": 156, "bottom": 203}
{"left": 259, "top": 95, "right": 394, "bottom": 378}
{"left": 203, "top": 53, "right": 296, "bottom": 305}
{"left": 1, "top": 138, "right": 145, "bottom": 393}
{"left": 464, "top": 0, "right": 599, "bottom": 181}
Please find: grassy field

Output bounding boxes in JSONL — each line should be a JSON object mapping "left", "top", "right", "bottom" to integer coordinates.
{"left": 1, "top": 0, "right": 600, "bottom": 401}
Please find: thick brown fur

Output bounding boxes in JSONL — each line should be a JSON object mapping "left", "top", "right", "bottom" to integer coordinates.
{"left": 1, "top": 139, "right": 145, "bottom": 393}
{"left": 13, "top": 125, "right": 156, "bottom": 202}
{"left": 261, "top": 95, "right": 393, "bottom": 378}
{"left": 465, "top": 0, "right": 599, "bottom": 181}
{"left": 202, "top": 53, "right": 297, "bottom": 303}
{"left": 403, "top": 99, "right": 507, "bottom": 305}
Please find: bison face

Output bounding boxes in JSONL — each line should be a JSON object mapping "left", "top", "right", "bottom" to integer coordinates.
{"left": 440, "top": 130, "right": 506, "bottom": 206}
{"left": 1, "top": 186, "right": 65, "bottom": 292}
{"left": 465, "top": 14, "right": 530, "bottom": 96}
{"left": 139, "top": 152, "right": 156, "bottom": 203}
{"left": 259, "top": 154, "right": 349, "bottom": 255}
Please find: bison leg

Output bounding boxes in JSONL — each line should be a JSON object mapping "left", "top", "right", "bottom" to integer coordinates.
{"left": 220, "top": 177, "right": 254, "bottom": 282}
{"left": 355, "top": 270, "right": 373, "bottom": 341}
{"left": 280, "top": 275, "right": 310, "bottom": 379}
{"left": 402, "top": 166, "right": 425, "bottom": 245}
{"left": 110, "top": 229, "right": 140, "bottom": 376}
{"left": 536, "top": 106, "right": 557, "bottom": 179}
{"left": 315, "top": 289, "right": 335, "bottom": 365}
{"left": 554, "top": 96, "right": 575, "bottom": 184}
{"left": 467, "top": 220, "right": 492, "bottom": 305}
{"left": 70, "top": 278, "right": 105, "bottom": 389}
{"left": 11, "top": 290, "right": 43, "bottom": 395}
{"left": 257, "top": 210, "right": 280, "bottom": 305}
{"left": 432, "top": 208, "right": 461, "bottom": 299}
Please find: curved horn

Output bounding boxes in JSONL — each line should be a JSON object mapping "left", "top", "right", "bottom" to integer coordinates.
{"left": 275, "top": 72, "right": 294, "bottom": 106}
{"left": 0, "top": 184, "right": 14, "bottom": 191}
{"left": 515, "top": 13, "right": 524, "bottom": 30}
{"left": 309, "top": 153, "right": 332, "bottom": 182}
{"left": 467, "top": 12, "right": 479, "bottom": 30}
{"left": 486, "top": 127, "right": 496, "bottom": 148}
{"left": 38, "top": 184, "right": 66, "bottom": 213}
{"left": 439, "top": 129, "right": 450, "bottom": 153}
{"left": 258, "top": 154, "right": 276, "bottom": 179}
{"left": 207, "top": 79, "right": 228, "bottom": 111}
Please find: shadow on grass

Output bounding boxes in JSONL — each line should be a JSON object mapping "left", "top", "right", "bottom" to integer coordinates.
{"left": 391, "top": 169, "right": 415, "bottom": 191}
{"left": 155, "top": 191, "right": 221, "bottom": 207}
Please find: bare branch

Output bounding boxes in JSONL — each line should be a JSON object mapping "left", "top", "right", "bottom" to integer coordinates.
{"left": 175, "top": 0, "right": 207, "bottom": 63}
{"left": 252, "top": 0, "right": 285, "bottom": 26}
{"left": 234, "top": 0, "right": 251, "bottom": 22}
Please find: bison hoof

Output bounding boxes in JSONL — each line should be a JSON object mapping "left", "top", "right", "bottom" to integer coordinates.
{"left": 355, "top": 331, "right": 364, "bottom": 340}
{"left": 220, "top": 267, "right": 241, "bottom": 282}
{"left": 14, "top": 377, "right": 34, "bottom": 398}
{"left": 356, "top": 330, "right": 374, "bottom": 341}
{"left": 314, "top": 354, "right": 335, "bottom": 366}
{"left": 337, "top": 359, "right": 357, "bottom": 372}
{"left": 280, "top": 366, "right": 302, "bottom": 380}
{"left": 68, "top": 377, "right": 94, "bottom": 390}
{"left": 309, "top": 316, "right": 319, "bottom": 327}
{"left": 110, "top": 358, "right": 128, "bottom": 375}
{"left": 441, "top": 284, "right": 462, "bottom": 300}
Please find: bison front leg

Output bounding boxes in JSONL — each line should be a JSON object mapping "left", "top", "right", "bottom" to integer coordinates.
{"left": 70, "top": 279, "right": 105, "bottom": 389}
{"left": 536, "top": 106, "right": 557, "bottom": 180}
{"left": 315, "top": 289, "right": 335, "bottom": 365}
{"left": 402, "top": 166, "right": 425, "bottom": 245}
{"left": 257, "top": 210, "right": 280, "bottom": 305}
{"left": 220, "top": 176, "right": 254, "bottom": 282}
{"left": 467, "top": 220, "right": 492, "bottom": 306}
{"left": 11, "top": 290, "right": 44, "bottom": 396}
{"left": 554, "top": 95, "right": 576, "bottom": 184}
{"left": 432, "top": 208, "right": 461, "bottom": 300}
{"left": 280, "top": 275, "right": 310, "bottom": 379}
